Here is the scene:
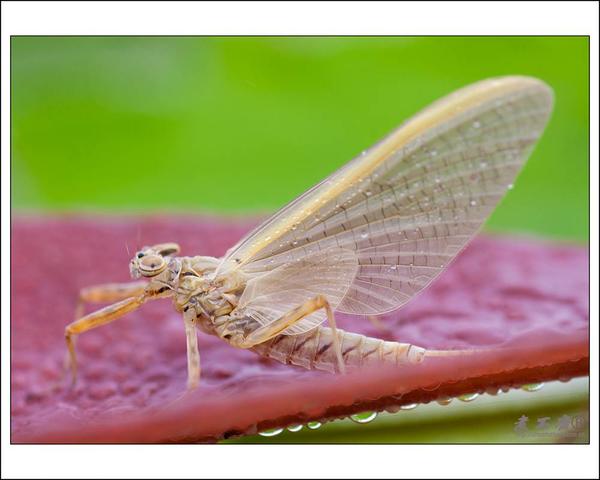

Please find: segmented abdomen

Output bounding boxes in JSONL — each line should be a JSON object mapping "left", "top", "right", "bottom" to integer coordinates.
{"left": 251, "top": 326, "right": 425, "bottom": 373}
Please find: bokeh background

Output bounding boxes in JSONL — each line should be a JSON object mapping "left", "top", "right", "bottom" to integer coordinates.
{"left": 12, "top": 36, "right": 589, "bottom": 241}
{"left": 11, "top": 37, "right": 589, "bottom": 443}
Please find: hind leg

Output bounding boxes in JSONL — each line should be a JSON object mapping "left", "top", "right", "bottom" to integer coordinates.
{"left": 367, "top": 315, "right": 388, "bottom": 331}
{"left": 238, "top": 295, "right": 346, "bottom": 374}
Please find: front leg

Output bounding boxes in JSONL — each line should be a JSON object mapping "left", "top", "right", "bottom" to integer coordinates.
{"left": 74, "top": 281, "right": 147, "bottom": 321}
{"left": 65, "top": 294, "right": 147, "bottom": 385}
{"left": 236, "top": 295, "right": 346, "bottom": 374}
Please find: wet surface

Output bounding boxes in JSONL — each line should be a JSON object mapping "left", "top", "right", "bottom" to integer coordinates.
{"left": 10, "top": 217, "right": 589, "bottom": 443}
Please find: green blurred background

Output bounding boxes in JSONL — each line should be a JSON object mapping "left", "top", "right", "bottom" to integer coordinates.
{"left": 11, "top": 37, "right": 590, "bottom": 443}
{"left": 12, "top": 36, "right": 589, "bottom": 241}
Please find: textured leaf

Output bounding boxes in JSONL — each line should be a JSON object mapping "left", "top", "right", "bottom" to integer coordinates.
{"left": 10, "top": 217, "right": 588, "bottom": 443}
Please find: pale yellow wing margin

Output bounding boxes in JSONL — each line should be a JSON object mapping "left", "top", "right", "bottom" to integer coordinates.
{"left": 235, "top": 249, "right": 358, "bottom": 335}
{"left": 216, "top": 76, "right": 554, "bottom": 315}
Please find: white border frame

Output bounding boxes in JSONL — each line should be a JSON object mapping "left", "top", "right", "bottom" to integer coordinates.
{"left": 2, "top": 1, "right": 598, "bottom": 479}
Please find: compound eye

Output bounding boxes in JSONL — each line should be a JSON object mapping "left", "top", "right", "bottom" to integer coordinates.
{"left": 138, "top": 254, "right": 166, "bottom": 276}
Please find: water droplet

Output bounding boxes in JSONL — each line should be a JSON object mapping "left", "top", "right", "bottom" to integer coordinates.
{"left": 306, "top": 421, "right": 321, "bottom": 430}
{"left": 292, "top": 240, "right": 299, "bottom": 246}
{"left": 259, "top": 427, "right": 284, "bottom": 437}
{"left": 507, "top": 183, "right": 514, "bottom": 190}
{"left": 485, "top": 387, "right": 499, "bottom": 396}
{"left": 361, "top": 150, "right": 367, "bottom": 156}
{"left": 522, "top": 382, "right": 545, "bottom": 392}
{"left": 472, "top": 121, "right": 481, "bottom": 129}
{"left": 436, "top": 396, "right": 453, "bottom": 406}
{"left": 559, "top": 376, "right": 571, "bottom": 383}
{"left": 469, "top": 200, "right": 477, "bottom": 206}
{"left": 287, "top": 424, "right": 303, "bottom": 432}
{"left": 458, "top": 393, "right": 479, "bottom": 402}
{"left": 435, "top": 177, "right": 441, "bottom": 184}
{"left": 360, "top": 231, "right": 369, "bottom": 239}
{"left": 400, "top": 403, "right": 418, "bottom": 410}
{"left": 480, "top": 161, "right": 488, "bottom": 168}
{"left": 350, "top": 411, "right": 378, "bottom": 424}
{"left": 385, "top": 405, "right": 402, "bottom": 414}
{"left": 365, "top": 190, "right": 372, "bottom": 196}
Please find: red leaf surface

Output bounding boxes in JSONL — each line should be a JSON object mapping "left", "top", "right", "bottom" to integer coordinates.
{"left": 10, "top": 217, "right": 589, "bottom": 443}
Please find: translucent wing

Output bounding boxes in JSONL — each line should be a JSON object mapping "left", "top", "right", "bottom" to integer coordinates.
{"left": 216, "top": 76, "right": 554, "bottom": 315}
{"left": 236, "top": 248, "right": 358, "bottom": 334}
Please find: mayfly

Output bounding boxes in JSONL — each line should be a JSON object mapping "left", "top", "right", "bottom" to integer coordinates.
{"left": 65, "top": 76, "right": 554, "bottom": 390}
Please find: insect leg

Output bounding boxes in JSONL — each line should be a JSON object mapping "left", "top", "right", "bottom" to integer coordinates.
{"left": 240, "top": 295, "right": 346, "bottom": 374}
{"left": 367, "top": 315, "right": 388, "bottom": 331}
{"left": 74, "top": 281, "right": 147, "bottom": 321}
{"left": 320, "top": 296, "right": 346, "bottom": 375}
{"left": 183, "top": 310, "right": 201, "bottom": 390}
{"left": 64, "top": 294, "right": 147, "bottom": 385}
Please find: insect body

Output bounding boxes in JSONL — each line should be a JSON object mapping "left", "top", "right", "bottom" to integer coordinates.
{"left": 65, "top": 76, "right": 554, "bottom": 390}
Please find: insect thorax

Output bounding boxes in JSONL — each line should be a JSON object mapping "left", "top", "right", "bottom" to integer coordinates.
{"left": 168, "top": 256, "right": 249, "bottom": 336}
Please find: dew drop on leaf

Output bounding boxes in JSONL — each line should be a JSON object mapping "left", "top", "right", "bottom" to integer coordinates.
{"left": 259, "top": 427, "right": 284, "bottom": 437}
{"left": 521, "top": 382, "right": 545, "bottom": 392}
{"left": 350, "top": 411, "right": 378, "bottom": 424}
